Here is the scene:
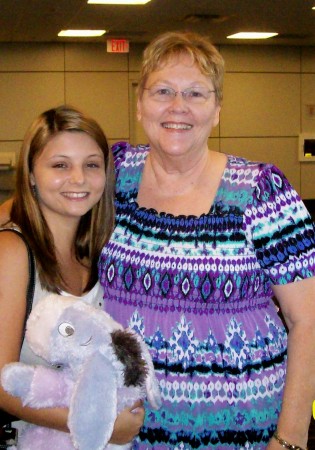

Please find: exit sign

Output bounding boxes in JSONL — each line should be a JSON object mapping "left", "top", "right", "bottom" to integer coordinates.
{"left": 107, "top": 39, "right": 129, "bottom": 53}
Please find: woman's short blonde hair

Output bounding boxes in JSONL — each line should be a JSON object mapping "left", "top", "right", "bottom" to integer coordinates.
{"left": 138, "top": 31, "right": 225, "bottom": 105}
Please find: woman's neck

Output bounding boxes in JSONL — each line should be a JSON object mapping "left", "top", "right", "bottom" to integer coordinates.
{"left": 137, "top": 150, "right": 227, "bottom": 216}
{"left": 146, "top": 149, "right": 211, "bottom": 196}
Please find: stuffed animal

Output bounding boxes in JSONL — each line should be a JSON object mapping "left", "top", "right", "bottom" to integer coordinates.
{"left": 1, "top": 294, "right": 161, "bottom": 450}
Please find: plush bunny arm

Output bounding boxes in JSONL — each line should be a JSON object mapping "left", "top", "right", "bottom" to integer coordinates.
{"left": 1, "top": 363, "right": 35, "bottom": 400}
{"left": 1, "top": 363, "right": 72, "bottom": 408}
{"left": 69, "top": 352, "right": 118, "bottom": 450}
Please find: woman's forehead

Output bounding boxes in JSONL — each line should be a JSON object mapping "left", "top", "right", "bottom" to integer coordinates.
{"left": 155, "top": 51, "right": 195, "bottom": 70}
{"left": 149, "top": 52, "right": 212, "bottom": 82}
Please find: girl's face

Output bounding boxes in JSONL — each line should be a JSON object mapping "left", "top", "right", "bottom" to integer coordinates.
{"left": 137, "top": 54, "right": 221, "bottom": 162}
{"left": 30, "top": 131, "right": 106, "bottom": 226}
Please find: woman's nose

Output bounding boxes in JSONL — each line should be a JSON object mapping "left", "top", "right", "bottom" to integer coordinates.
{"left": 168, "top": 92, "right": 189, "bottom": 111}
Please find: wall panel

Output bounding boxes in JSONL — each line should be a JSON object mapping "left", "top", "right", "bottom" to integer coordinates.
{"left": 220, "top": 73, "right": 300, "bottom": 137}
{"left": 65, "top": 72, "right": 129, "bottom": 139}
{"left": 0, "top": 72, "right": 64, "bottom": 140}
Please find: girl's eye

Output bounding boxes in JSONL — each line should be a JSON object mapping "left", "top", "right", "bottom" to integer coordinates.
{"left": 52, "top": 163, "right": 67, "bottom": 169}
{"left": 87, "top": 162, "right": 100, "bottom": 168}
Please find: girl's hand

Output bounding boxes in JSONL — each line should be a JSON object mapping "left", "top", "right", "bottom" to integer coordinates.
{"left": 109, "top": 400, "right": 145, "bottom": 445}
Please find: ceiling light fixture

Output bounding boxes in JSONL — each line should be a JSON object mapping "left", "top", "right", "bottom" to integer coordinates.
{"left": 227, "top": 32, "right": 278, "bottom": 40}
{"left": 88, "top": 0, "right": 151, "bottom": 4}
{"left": 58, "top": 30, "right": 106, "bottom": 37}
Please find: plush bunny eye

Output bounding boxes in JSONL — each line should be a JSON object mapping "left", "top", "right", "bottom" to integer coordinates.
{"left": 58, "top": 322, "right": 75, "bottom": 337}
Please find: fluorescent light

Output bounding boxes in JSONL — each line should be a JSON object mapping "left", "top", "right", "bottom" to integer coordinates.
{"left": 58, "top": 30, "right": 106, "bottom": 37}
{"left": 88, "top": 0, "right": 151, "bottom": 4}
{"left": 227, "top": 32, "right": 278, "bottom": 40}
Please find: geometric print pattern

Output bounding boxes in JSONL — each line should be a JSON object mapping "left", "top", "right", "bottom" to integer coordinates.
{"left": 99, "top": 142, "right": 315, "bottom": 449}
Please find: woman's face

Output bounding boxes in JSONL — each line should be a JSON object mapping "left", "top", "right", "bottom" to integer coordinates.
{"left": 30, "top": 131, "right": 106, "bottom": 225}
{"left": 137, "top": 54, "right": 221, "bottom": 161}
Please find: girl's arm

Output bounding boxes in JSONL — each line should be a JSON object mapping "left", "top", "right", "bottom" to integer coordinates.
{"left": 0, "top": 231, "right": 69, "bottom": 431}
{"left": 0, "top": 231, "right": 144, "bottom": 441}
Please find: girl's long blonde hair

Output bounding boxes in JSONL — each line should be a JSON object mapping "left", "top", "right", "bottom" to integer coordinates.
{"left": 11, "top": 105, "right": 115, "bottom": 293}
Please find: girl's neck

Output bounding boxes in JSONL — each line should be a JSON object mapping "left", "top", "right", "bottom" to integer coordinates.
{"left": 48, "top": 218, "right": 90, "bottom": 296}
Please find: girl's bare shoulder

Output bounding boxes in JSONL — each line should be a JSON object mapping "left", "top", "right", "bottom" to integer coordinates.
{"left": 0, "top": 229, "right": 29, "bottom": 266}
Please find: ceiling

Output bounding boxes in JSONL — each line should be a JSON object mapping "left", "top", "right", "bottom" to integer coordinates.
{"left": 0, "top": 0, "right": 315, "bottom": 47}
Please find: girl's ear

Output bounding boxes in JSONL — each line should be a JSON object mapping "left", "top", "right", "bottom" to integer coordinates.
{"left": 29, "top": 173, "right": 35, "bottom": 186}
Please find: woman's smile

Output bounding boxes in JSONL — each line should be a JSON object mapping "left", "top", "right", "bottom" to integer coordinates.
{"left": 161, "top": 122, "right": 193, "bottom": 130}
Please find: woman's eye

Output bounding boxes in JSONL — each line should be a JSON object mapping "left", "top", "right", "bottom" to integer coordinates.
{"left": 190, "top": 90, "right": 203, "bottom": 97}
{"left": 159, "top": 89, "right": 171, "bottom": 95}
{"left": 87, "top": 162, "right": 101, "bottom": 168}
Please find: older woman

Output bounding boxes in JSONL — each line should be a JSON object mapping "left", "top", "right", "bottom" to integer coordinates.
{"left": 98, "top": 32, "right": 315, "bottom": 449}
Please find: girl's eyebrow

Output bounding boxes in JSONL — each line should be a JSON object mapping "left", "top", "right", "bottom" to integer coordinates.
{"left": 48, "top": 153, "right": 103, "bottom": 159}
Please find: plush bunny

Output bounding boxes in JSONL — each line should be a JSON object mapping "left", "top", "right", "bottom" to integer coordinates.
{"left": 1, "top": 294, "right": 161, "bottom": 450}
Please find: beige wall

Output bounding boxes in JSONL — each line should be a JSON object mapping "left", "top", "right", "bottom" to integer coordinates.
{"left": 0, "top": 42, "right": 314, "bottom": 202}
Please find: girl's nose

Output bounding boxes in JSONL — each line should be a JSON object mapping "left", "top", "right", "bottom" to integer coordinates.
{"left": 69, "top": 167, "right": 85, "bottom": 184}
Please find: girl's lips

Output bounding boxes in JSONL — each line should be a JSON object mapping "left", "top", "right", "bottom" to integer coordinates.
{"left": 61, "top": 192, "right": 89, "bottom": 199}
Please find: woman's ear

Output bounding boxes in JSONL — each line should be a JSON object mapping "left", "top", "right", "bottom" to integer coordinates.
{"left": 213, "top": 105, "right": 221, "bottom": 128}
{"left": 136, "top": 98, "right": 142, "bottom": 122}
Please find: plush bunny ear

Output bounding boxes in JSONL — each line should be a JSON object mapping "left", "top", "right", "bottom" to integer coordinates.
{"left": 134, "top": 334, "right": 162, "bottom": 410}
{"left": 68, "top": 352, "right": 118, "bottom": 450}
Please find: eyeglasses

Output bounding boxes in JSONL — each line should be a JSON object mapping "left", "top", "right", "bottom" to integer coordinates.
{"left": 143, "top": 86, "right": 215, "bottom": 104}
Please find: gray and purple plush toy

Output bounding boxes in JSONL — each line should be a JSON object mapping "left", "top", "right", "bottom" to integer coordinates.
{"left": 1, "top": 294, "right": 161, "bottom": 450}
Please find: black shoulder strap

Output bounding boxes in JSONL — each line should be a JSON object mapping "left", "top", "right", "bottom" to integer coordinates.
{"left": 0, "top": 229, "right": 35, "bottom": 341}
